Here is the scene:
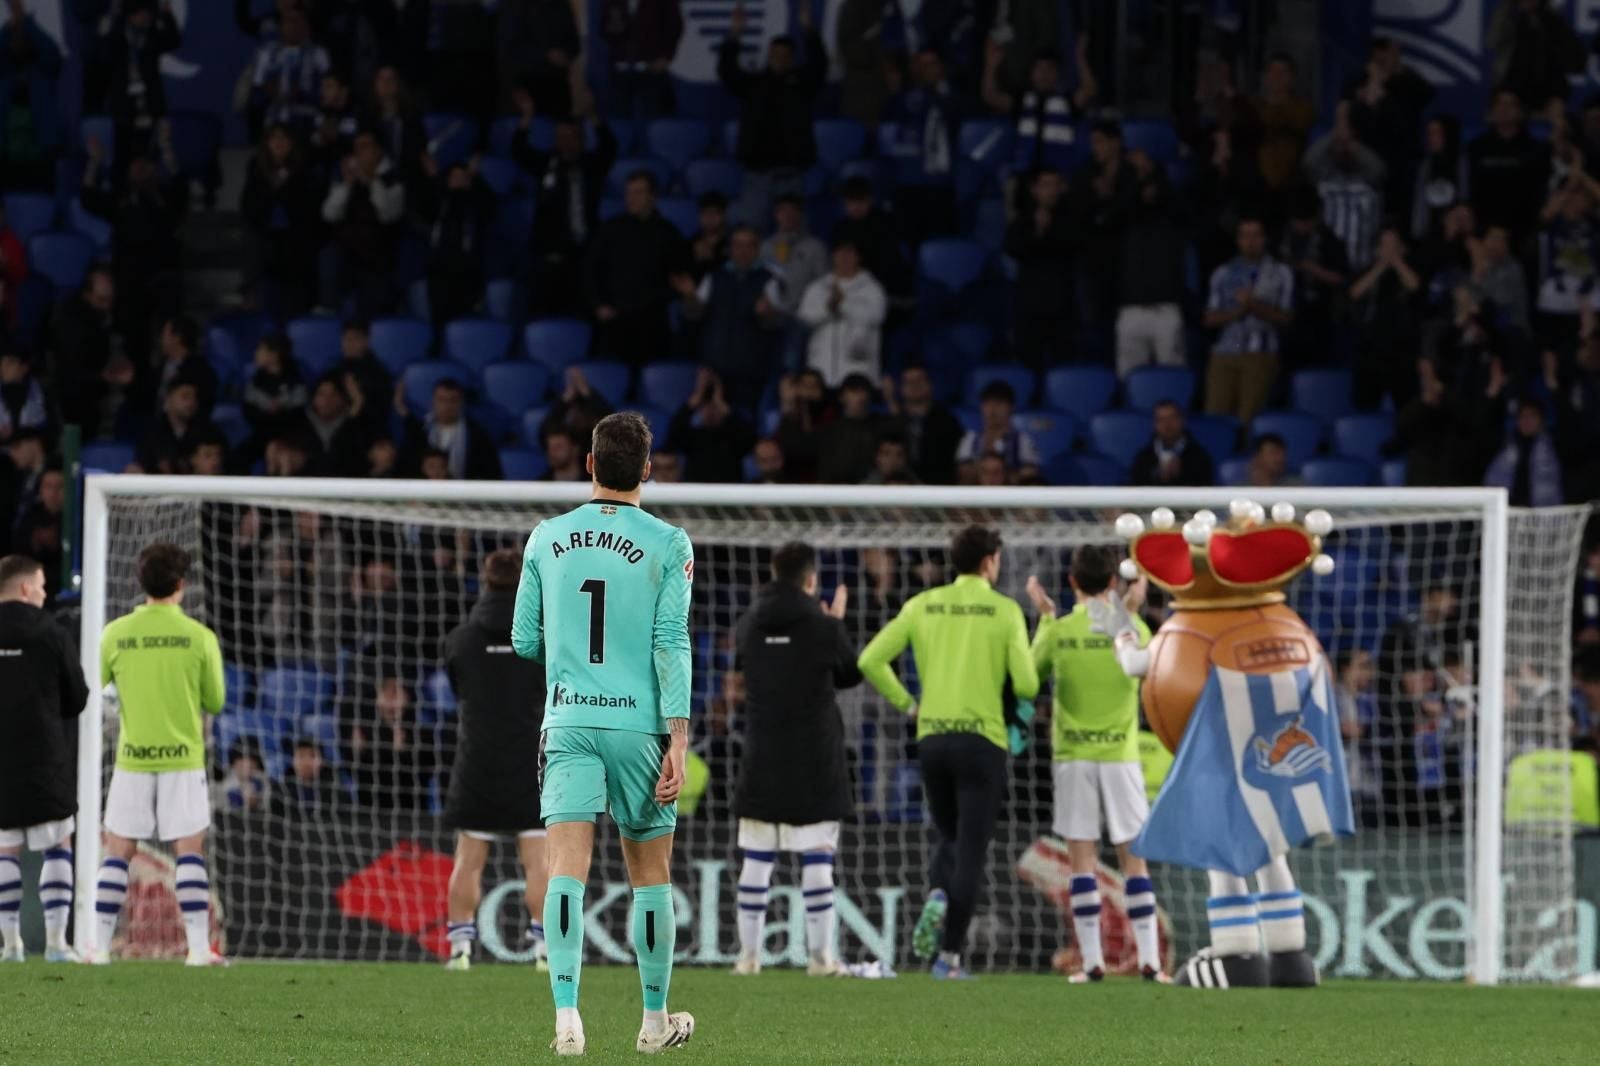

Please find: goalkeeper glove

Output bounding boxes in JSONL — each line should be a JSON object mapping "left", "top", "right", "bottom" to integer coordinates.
{"left": 1086, "top": 595, "right": 1137, "bottom": 642}
{"left": 1008, "top": 698, "right": 1036, "bottom": 756}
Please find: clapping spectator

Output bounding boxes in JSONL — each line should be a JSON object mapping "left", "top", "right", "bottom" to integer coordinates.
{"left": 49, "top": 266, "right": 135, "bottom": 434}
{"left": 243, "top": 334, "right": 306, "bottom": 449}
{"left": 1303, "top": 117, "right": 1386, "bottom": 271}
{"left": 136, "top": 381, "right": 218, "bottom": 475}
{"left": 0, "top": 0, "right": 64, "bottom": 190}
{"left": 1468, "top": 90, "right": 1551, "bottom": 241}
{"left": 1115, "top": 151, "right": 1189, "bottom": 378}
{"left": 1344, "top": 38, "right": 1434, "bottom": 221}
{"left": 1006, "top": 168, "right": 1074, "bottom": 369}
{"left": 291, "top": 375, "right": 368, "bottom": 478}
{"left": 337, "top": 319, "right": 393, "bottom": 436}
{"left": 1488, "top": 0, "right": 1583, "bottom": 116}
{"left": 584, "top": 170, "right": 690, "bottom": 365}
{"left": 319, "top": 130, "right": 405, "bottom": 316}
{"left": 1203, "top": 217, "right": 1295, "bottom": 424}
{"left": 497, "top": 0, "right": 581, "bottom": 117}
{"left": 1350, "top": 226, "right": 1424, "bottom": 407}
{"left": 0, "top": 352, "right": 48, "bottom": 444}
{"left": 885, "top": 365, "right": 963, "bottom": 485}
{"left": 1255, "top": 53, "right": 1314, "bottom": 194}
{"left": 363, "top": 66, "right": 426, "bottom": 192}
{"left": 815, "top": 373, "right": 888, "bottom": 484}
{"left": 688, "top": 191, "right": 731, "bottom": 281}
{"left": 247, "top": 6, "right": 329, "bottom": 137}
{"left": 600, "top": 0, "right": 684, "bottom": 120}
{"left": 1130, "top": 400, "right": 1215, "bottom": 487}
{"left": 956, "top": 380, "right": 1040, "bottom": 485}
{"left": 798, "top": 240, "right": 888, "bottom": 387}
{"left": 666, "top": 369, "right": 757, "bottom": 483}
{"left": 1072, "top": 121, "right": 1137, "bottom": 342}
{"left": 91, "top": 0, "right": 182, "bottom": 163}
{"left": 674, "top": 226, "right": 783, "bottom": 409}
{"left": 1279, "top": 187, "right": 1351, "bottom": 367}
{"left": 831, "top": 177, "right": 912, "bottom": 310}
{"left": 399, "top": 379, "right": 501, "bottom": 481}
{"left": 540, "top": 426, "right": 587, "bottom": 482}
{"left": 720, "top": 2, "right": 826, "bottom": 227}
{"left": 514, "top": 87, "right": 617, "bottom": 315}
{"left": 241, "top": 122, "right": 323, "bottom": 318}
{"left": 883, "top": 47, "right": 964, "bottom": 238}
{"left": 422, "top": 159, "right": 492, "bottom": 326}
{"left": 984, "top": 40, "right": 1096, "bottom": 177}
{"left": 1536, "top": 160, "right": 1600, "bottom": 326}
{"left": 539, "top": 365, "right": 614, "bottom": 444}
{"left": 775, "top": 369, "right": 828, "bottom": 481}
{"left": 310, "top": 70, "right": 359, "bottom": 180}
{"left": 1483, "top": 396, "right": 1563, "bottom": 506}
{"left": 1412, "top": 117, "right": 1468, "bottom": 241}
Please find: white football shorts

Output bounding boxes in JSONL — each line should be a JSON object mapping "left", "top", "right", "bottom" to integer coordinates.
{"left": 104, "top": 769, "right": 210, "bottom": 842}
{"left": 1052, "top": 761, "right": 1149, "bottom": 846}
{"left": 737, "top": 819, "right": 841, "bottom": 853}
{"left": 0, "top": 816, "right": 74, "bottom": 850}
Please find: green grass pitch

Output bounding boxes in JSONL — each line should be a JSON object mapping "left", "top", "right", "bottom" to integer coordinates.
{"left": 2, "top": 961, "right": 1594, "bottom": 1064}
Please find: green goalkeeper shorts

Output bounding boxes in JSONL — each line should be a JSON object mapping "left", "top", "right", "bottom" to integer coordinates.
{"left": 539, "top": 726, "right": 678, "bottom": 842}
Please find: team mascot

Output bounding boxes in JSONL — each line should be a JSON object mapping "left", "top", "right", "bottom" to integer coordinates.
{"left": 1094, "top": 500, "right": 1355, "bottom": 989}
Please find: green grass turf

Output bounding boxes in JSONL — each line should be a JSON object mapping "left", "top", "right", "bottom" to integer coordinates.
{"left": 1, "top": 961, "right": 1594, "bottom": 1065}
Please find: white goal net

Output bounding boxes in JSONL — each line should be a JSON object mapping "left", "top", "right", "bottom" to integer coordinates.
{"left": 75, "top": 479, "right": 1590, "bottom": 984}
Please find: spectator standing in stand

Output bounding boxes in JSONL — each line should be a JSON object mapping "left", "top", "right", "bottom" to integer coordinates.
{"left": 675, "top": 226, "right": 783, "bottom": 410}
{"left": 1203, "top": 217, "right": 1295, "bottom": 424}
{"left": 241, "top": 122, "right": 323, "bottom": 319}
{"left": 496, "top": 0, "right": 581, "bottom": 117}
{"left": 319, "top": 130, "right": 405, "bottom": 317}
{"left": 983, "top": 40, "right": 1096, "bottom": 183}
{"left": 885, "top": 365, "right": 964, "bottom": 485}
{"left": 798, "top": 240, "right": 888, "bottom": 388}
{"left": 1468, "top": 90, "right": 1551, "bottom": 243}
{"left": 601, "top": 0, "right": 684, "bottom": 120}
{"left": 1115, "top": 150, "right": 1189, "bottom": 379}
{"left": 91, "top": 0, "right": 182, "bottom": 166}
{"left": 884, "top": 47, "right": 965, "bottom": 239}
{"left": 1005, "top": 169, "right": 1074, "bottom": 370}
{"left": 666, "top": 370, "right": 758, "bottom": 484}
{"left": 585, "top": 171, "right": 690, "bottom": 366}
{"left": 0, "top": 4, "right": 65, "bottom": 191}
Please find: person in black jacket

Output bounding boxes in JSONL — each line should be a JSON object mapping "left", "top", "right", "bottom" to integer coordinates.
{"left": 718, "top": 2, "right": 826, "bottom": 227}
{"left": 731, "top": 541, "right": 862, "bottom": 976}
{"left": 1005, "top": 168, "right": 1074, "bottom": 369}
{"left": 1129, "top": 401, "right": 1215, "bottom": 487}
{"left": 584, "top": 170, "right": 691, "bottom": 365}
{"left": 0, "top": 555, "right": 90, "bottom": 962}
{"left": 399, "top": 378, "right": 503, "bottom": 481}
{"left": 441, "top": 549, "right": 549, "bottom": 970}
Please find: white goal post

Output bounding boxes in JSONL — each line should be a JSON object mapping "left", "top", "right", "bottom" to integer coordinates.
{"left": 74, "top": 476, "right": 1589, "bottom": 984}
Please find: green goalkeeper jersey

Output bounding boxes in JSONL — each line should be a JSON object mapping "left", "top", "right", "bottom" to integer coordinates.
{"left": 1031, "top": 602, "right": 1149, "bottom": 763}
{"left": 858, "top": 574, "right": 1039, "bottom": 752}
{"left": 512, "top": 499, "right": 693, "bottom": 733}
{"left": 99, "top": 603, "right": 226, "bottom": 772}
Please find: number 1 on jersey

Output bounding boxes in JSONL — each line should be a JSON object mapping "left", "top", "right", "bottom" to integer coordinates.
{"left": 580, "top": 578, "right": 606, "bottom": 664}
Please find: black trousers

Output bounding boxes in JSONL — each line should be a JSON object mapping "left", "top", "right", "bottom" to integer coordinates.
{"left": 919, "top": 733, "right": 1008, "bottom": 956}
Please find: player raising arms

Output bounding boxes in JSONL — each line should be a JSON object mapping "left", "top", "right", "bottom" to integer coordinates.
{"left": 512, "top": 412, "right": 695, "bottom": 1056}
{"left": 1026, "top": 547, "right": 1169, "bottom": 983}
{"left": 92, "top": 543, "right": 226, "bottom": 966}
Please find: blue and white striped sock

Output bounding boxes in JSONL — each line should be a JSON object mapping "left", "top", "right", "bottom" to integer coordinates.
{"left": 175, "top": 855, "right": 210, "bottom": 958}
{"left": 1125, "top": 875, "right": 1159, "bottom": 970}
{"left": 1070, "top": 874, "right": 1104, "bottom": 971}
{"left": 527, "top": 919, "right": 545, "bottom": 946}
{"left": 1206, "top": 869, "right": 1261, "bottom": 957}
{"left": 736, "top": 849, "right": 775, "bottom": 959}
{"left": 39, "top": 847, "right": 73, "bottom": 949}
{"left": 801, "top": 851, "right": 835, "bottom": 962}
{"left": 0, "top": 855, "right": 21, "bottom": 951}
{"left": 1255, "top": 855, "right": 1305, "bottom": 953}
{"left": 447, "top": 921, "right": 477, "bottom": 958}
{"left": 95, "top": 858, "right": 129, "bottom": 953}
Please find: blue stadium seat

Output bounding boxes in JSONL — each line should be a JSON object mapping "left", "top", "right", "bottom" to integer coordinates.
{"left": 214, "top": 711, "right": 295, "bottom": 772}
{"left": 257, "top": 665, "right": 332, "bottom": 721}
{"left": 499, "top": 447, "right": 551, "bottom": 481}
{"left": 640, "top": 362, "right": 700, "bottom": 412}
{"left": 484, "top": 278, "right": 525, "bottom": 324}
{"left": 1249, "top": 410, "right": 1324, "bottom": 469}
{"left": 287, "top": 316, "right": 343, "bottom": 378}
{"left": 469, "top": 400, "right": 516, "bottom": 442}
{"left": 521, "top": 405, "right": 552, "bottom": 449}
{"left": 67, "top": 198, "right": 113, "bottom": 252}
{"left": 657, "top": 196, "right": 699, "bottom": 238}
{"left": 402, "top": 360, "right": 475, "bottom": 413}
{"left": 368, "top": 316, "right": 432, "bottom": 376}
{"left": 1290, "top": 367, "right": 1354, "bottom": 425}
{"left": 165, "top": 111, "right": 221, "bottom": 180}
{"left": 1124, "top": 365, "right": 1197, "bottom": 411}
{"left": 1044, "top": 366, "right": 1117, "bottom": 422}
{"left": 488, "top": 115, "right": 523, "bottom": 157}
{"left": 416, "top": 668, "right": 457, "bottom": 725}
{"left": 574, "top": 361, "right": 630, "bottom": 405}
{"left": 1302, "top": 456, "right": 1375, "bottom": 487}
{"left": 481, "top": 362, "right": 551, "bottom": 416}
{"left": 486, "top": 195, "right": 536, "bottom": 279}
{"left": 211, "top": 404, "right": 250, "bottom": 449}
{"left": 1333, "top": 412, "right": 1394, "bottom": 465}
{"left": 636, "top": 404, "right": 672, "bottom": 447}
{"left": 3, "top": 193, "right": 55, "bottom": 241}
{"left": 966, "top": 364, "right": 1036, "bottom": 406}
{"left": 922, "top": 323, "right": 994, "bottom": 397}
{"left": 525, "top": 318, "right": 592, "bottom": 373}
{"left": 422, "top": 113, "right": 481, "bottom": 169}
{"left": 1218, "top": 457, "right": 1251, "bottom": 486}
{"left": 1088, "top": 411, "right": 1151, "bottom": 467}
{"left": 475, "top": 155, "right": 521, "bottom": 197}
{"left": 684, "top": 158, "right": 744, "bottom": 201}
{"left": 957, "top": 119, "right": 1013, "bottom": 173}
{"left": 28, "top": 232, "right": 93, "bottom": 291}
{"left": 1381, "top": 458, "right": 1407, "bottom": 487}
{"left": 607, "top": 157, "right": 673, "bottom": 195}
{"left": 1185, "top": 413, "right": 1240, "bottom": 462}
{"left": 952, "top": 406, "right": 981, "bottom": 434}
{"left": 645, "top": 119, "right": 712, "bottom": 175}
{"left": 919, "top": 239, "right": 986, "bottom": 294}
{"left": 1122, "top": 119, "right": 1180, "bottom": 163}
{"left": 1013, "top": 410, "right": 1076, "bottom": 461}
{"left": 222, "top": 663, "right": 252, "bottom": 714}
{"left": 443, "top": 317, "right": 514, "bottom": 377}
{"left": 1046, "top": 451, "right": 1126, "bottom": 486}
{"left": 972, "top": 196, "right": 1007, "bottom": 255}
{"left": 813, "top": 118, "right": 867, "bottom": 174}
{"left": 81, "top": 440, "right": 134, "bottom": 472}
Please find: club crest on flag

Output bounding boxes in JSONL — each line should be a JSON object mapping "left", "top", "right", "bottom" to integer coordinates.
{"left": 1251, "top": 716, "right": 1331, "bottom": 779}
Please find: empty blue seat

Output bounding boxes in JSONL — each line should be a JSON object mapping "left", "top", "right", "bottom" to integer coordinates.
{"left": 211, "top": 404, "right": 251, "bottom": 449}
{"left": 165, "top": 111, "right": 221, "bottom": 179}
{"left": 525, "top": 318, "right": 592, "bottom": 373}
{"left": 966, "top": 364, "right": 1036, "bottom": 406}
{"left": 657, "top": 196, "right": 699, "bottom": 238}
{"left": 1044, "top": 366, "right": 1117, "bottom": 422}
{"left": 475, "top": 155, "right": 521, "bottom": 196}
{"left": 499, "top": 447, "right": 551, "bottom": 481}
{"left": 1013, "top": 410, "right": 1076, "bottom": 461}
{"left": 484, "top": 278, "right": 525, "bottom": 323}
{"left": 919, "top": 239, "right": 986, "bottom": 293}
{"left": 287, "top": 316, "right": 343, "bottom": 378}
{"left": 1302, "top": 456, "right": 1375, "bottom": 487}
{"left": 1290, "top": 367, "right": 1354, "bottom": 425}
{"left": 1185, "top": 412, "right": 1240, "bottom": 462}
{"left": 222, "top": 662, "right": 253, "bottom": 714}
{"left": 469, "top": 400, "right": 516, "bottom": 441}
{"left": 640, "top": 362, "right": 700, "bottom": 411}
{"left": 521, "top": 405, "right": 552, "bottom": 449}
{"left": 4, "top": 193, "right": 55, "bottom": 241}
{"left": 1250, "top": 410, "right": 1324, "bottom": 469}
{"left": 1218, "top": 456, "right": 1251, "bottom": 486}
{"left": 1089, "top": 411, "right": 1151, "bottom": 467}
{"left": 481, "top": 362, "right": 551, "bottom": 416}
{"left": 922, "top": 323, "right": 994, "bottom": 394}
{"left": 1333, "top": 412, "right": 1394, "bottom": 465}
{"left": 369, "top": 316, "right": 432, "bottom": 376}
{"left": 28, "top": 232, "right": 93, "bottom": 291}
{"left": 1122, "top": 119, "right": 1180, "bottom": 163}
{"left": 443, "top": 317, "right": 514, "bottom": 377}
{"left": 1046, "top": 451, "right": 1125, "bottom": 486}
{"left": 645, "top": 119, "right": 711, "bottom": 174}
{"left": 636, "top": 404, "right": 672, "bottom": 446}
{"left": 257, "top": 665, "right": 332, "bottom": 721}
{"left": 684, "top": 158, "right": 744, "bottom": 201}
{"left": 422, "top": 113, "right": 481, "bottom": 169}
{"left": 81, "top": 440, "right": 134, "bottom": 472}
{"left": 607, "top": 157, "right": 673, "bottom": 195}
{"left": 1124, "top": 365, "right": 1196, "bottom": 411}
{"left": 1381, "top": 458, "right": 1408, "bottom": 487}
{"left": 952, "top": 406, "right": 982, "bottom": 434}
{"left": 402, "top": 360, "right": 475, "bottom": 413}
{"left": 813, "top": 118, "right": 867, "bottom": 173}
{"left": 574, "top": 361, "right": 630, "bottom": 405}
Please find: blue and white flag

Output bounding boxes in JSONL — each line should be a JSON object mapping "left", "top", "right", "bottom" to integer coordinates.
{"left": 1134, "top": 658, "right": 1355, "bottom": 877}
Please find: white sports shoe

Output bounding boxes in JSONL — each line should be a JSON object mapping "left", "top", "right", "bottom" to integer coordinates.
{"left": 45, "top": 945, "right": 82, "bottom": 964}
{"left": 83, "top": 947, "right": 111, "bottom": 966}
{"left": 731, "top": 953, "right": 760, "bottom": 976}
{"left": 1, "top": 944, "right": 23, "bottom": 963}
{"left": 185, "top": 949, "right": 230, "bottom": 968}
{"left": 551, "top": 1024, "right": 586, "bottom": 1057}
{"left": 806, "top": 954, "right": 846, "bottom": 977}
{"left": 444, "top": 953, "right": 471, "bottom": 972}
{"left": 635, "top": 1012, "right": 695, "bottom": 1054}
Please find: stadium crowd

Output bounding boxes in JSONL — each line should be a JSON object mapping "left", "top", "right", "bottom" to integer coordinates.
{"left": 0, "top": 0, "right": 1593, "bottom": 832}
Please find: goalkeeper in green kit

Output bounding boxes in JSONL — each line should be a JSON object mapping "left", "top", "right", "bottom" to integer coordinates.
{"left": 512, "top": 412, "right": 695, "bottom": 1056}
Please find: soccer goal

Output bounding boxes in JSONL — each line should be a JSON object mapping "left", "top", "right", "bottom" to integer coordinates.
{"left": 74, "top": 477, "right": 1589, "bottom": 984}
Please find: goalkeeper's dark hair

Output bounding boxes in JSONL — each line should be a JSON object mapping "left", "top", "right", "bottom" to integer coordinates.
{"left": 771, "top": 541, "right": 817, "bottom": 587}
{"left": 0, "top": 554, "right": 42, "bottom": 592}
{"left": 137, "top": 542, "right": 190, "bottom": 599}
{"left": 483, "top": 548, "right": 522, "bottom": 591}
{"left": 1070, "top": 545, "right": 1116, "bottom": 596}
{"left": 591, "top": 412, "right": 653, "bottom": 491}
{"left": 951, "top": 525, "right": 1003, "bottom": 575}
